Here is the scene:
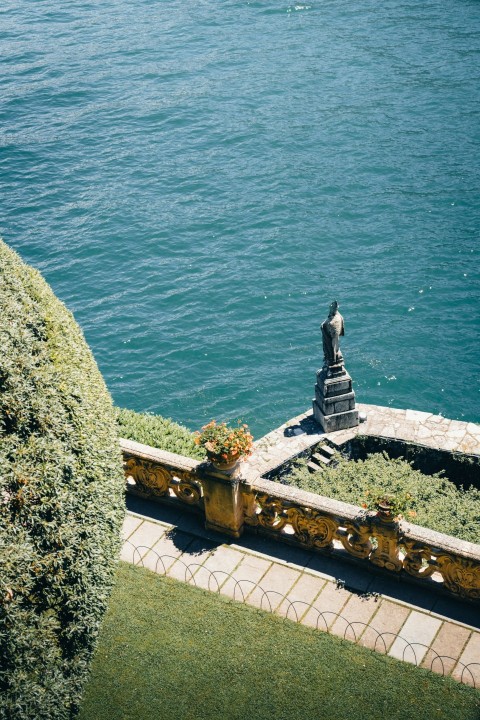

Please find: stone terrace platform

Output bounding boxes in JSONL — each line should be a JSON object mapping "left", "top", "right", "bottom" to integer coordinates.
{"left": 242, "top": 403, "right": 480, "bottom": 482}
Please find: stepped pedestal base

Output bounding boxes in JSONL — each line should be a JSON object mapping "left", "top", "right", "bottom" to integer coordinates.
{"left": 313, "top": 365, "right": 359, "bottom": 433}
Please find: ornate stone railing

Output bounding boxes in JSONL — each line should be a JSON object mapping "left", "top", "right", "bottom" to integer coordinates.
{"left": 123, "top": 441, "right": 203, "bottom": 508}
{"left": 121, "top": 438, "right": 480, "bottom": 602}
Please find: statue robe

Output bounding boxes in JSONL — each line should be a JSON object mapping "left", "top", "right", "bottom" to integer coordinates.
{"left": 321, "top": 311, "right": 344, "bottom": 366}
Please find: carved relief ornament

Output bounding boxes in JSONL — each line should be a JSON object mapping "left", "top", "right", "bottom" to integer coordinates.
{"left": 123, "top": 455, "right": 202, "bottom": 506}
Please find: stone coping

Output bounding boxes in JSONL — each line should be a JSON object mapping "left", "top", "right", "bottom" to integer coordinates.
{"left": 241, "top": 403, "right": 480, "bottom": 483}
{"left": 120, "top": 438, "right": 201, "bottom": 472}
{"left": 250, "top": 475, "right": 480, "bottom": 561}
{"left": 120, "top": 436, "right": 480, "bottom": 561}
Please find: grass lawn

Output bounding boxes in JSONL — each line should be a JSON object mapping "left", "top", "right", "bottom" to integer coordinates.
{"left": 79, "top": 563, "right": 479, "bottom": 720}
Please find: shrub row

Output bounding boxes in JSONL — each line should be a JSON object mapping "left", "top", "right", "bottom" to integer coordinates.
{"left": 0, "top": 241, "right": 125, "bottom": 720}
{"left": 117, "top": 407, "right": 205, "bottom": 460}
{"left": 284, "top": 453, "right": 480, "bottom": 544}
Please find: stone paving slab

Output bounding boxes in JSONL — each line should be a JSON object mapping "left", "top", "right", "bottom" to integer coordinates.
{"left": 168, "top": 538, "right": 216, "bottom": 583}
{"left": 192, "top": 545, "right": 245, "bottom": 591}
{"left": 141, "top": 528, "right": 195, "bottom": 573}
{"left": 330, "top": 593, "right": 380, "bottom": 641}
{"left": 121, "top": 520, "right": 167, "bottom": 563}
{"left": 220, "top": 554, "right": 273, "bottom": 602}
{"left": 389, "top": 611, "right": 443, "bottom": 665}
{"left": 127, "top": 519, "right": 168, "bottom": 549}
{"left": 247, "top": 563, "right": 301, "bottom": 611}
{"left": 301, "top": 581, "right": 352, "bottom": 631}
{"left": 121, "top": 513, "right": 143, "bottom": 540}
{"left": 453, "top": 633, "right": 480, "bottom": 687}
{"left": 276, "top": 572, "right": 327, "bottom": 621}
{"left": 359, "top": 599, "right": 411, "bottom": 653}
{"left": 421, "top": 622, "right": 472, "bottom": 676}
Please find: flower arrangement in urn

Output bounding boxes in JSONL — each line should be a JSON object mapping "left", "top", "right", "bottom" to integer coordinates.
{"left": 194, "top": 420, "right": 254, "bottom": 469}
{"left": 361, "top": 490, "right": 417, "bottom": 521}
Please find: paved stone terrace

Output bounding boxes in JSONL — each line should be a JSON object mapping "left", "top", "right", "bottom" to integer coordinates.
{"left": 122, "top": 496, "right": 480, "bottom": 687}
{"left": 242, "top": 403, "right": 480, "bottom": 482}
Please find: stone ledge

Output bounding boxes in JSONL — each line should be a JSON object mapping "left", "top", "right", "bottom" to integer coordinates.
{"left": 247, "top": 476, "right": 480, "bottom": 562}
{"left": 120, "top": 437, "right": 200, "bottom": 473}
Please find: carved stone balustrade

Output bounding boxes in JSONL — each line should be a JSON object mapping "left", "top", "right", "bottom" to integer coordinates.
{"left": 120, "top": 438, "right": 480, "bottom": 603}
{"left": 121, "top": 438, "right": 245, "bottom": 538}
{"left": 122, "top": 438, "right": 203, "bottom": 508}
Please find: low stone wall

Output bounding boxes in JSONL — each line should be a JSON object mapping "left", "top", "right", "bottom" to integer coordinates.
{"left": 121, "top": 437, "right": 480, "bottom": 603}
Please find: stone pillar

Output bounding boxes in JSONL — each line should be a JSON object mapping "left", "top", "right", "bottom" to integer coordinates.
{"left": 313, "top": 364, "right": 359, "bottom": 432}
{"left": 369, "top": 513, "right": 403, "bottom": 573}
{"left": 197, "top": 464, "right": 245, "bottom": 538}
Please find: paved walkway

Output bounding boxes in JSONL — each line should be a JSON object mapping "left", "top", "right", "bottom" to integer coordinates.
{"left": 122, "top": 496, "right": 480, "bottom": 688}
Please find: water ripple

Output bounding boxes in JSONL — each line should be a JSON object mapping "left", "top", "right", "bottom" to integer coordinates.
{"left": 1, "top": 0, "right": 479, "bottom": 436}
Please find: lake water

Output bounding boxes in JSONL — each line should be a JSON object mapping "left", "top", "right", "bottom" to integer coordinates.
{"left": 1, "top": 0, "right": 479, "bottom": 438}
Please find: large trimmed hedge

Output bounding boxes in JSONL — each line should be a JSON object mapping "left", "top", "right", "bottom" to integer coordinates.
{"left": 0, "top": 241, "right": 125, "bottom": 719}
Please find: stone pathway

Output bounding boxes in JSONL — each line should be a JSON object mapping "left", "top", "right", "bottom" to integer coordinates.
{"left": 121, "top": 499, "right": 480, "bottom": 688}
{"left": 242, "top": 403, "right": 480, "bottom": 482}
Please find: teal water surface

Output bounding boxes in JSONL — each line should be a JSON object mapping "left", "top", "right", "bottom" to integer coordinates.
{"left": 1, "top": 0, "right": 479, "bottom": 438}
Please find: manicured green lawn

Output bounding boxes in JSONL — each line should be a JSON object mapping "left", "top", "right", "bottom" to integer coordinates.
{"left": 79, "top": 563, "right": 479, "bottom": 720}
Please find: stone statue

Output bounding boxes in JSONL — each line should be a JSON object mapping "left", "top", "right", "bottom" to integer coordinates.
{"left": 314, "top": 300, "right": 358, "bottom": 431}
{"left": 321, "top": 300, "right": 344, "bottom": 367}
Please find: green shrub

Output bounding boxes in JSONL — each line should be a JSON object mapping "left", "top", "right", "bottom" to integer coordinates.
{"left": 0, "top": 240, "right": 125, "bottom": 719}
{"left": 285, "top": 453, "right": 480, "bottom": 544}
{"left": 117, "top": 407, "right": 205, "bottom": 460}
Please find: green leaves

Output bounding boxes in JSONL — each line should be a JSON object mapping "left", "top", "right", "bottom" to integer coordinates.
{"left": 0, "top": 240, "right": 125, "bottom": 720}
{"left": 117, "top": 407, "right": 205, "bottom": 459}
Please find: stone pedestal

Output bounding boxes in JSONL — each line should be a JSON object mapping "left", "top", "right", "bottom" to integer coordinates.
{"left": 197, "top": 463, "right": 244, "bottom": 538}
{"left": 313, "top": 365, "right": 359, "bottom": 433}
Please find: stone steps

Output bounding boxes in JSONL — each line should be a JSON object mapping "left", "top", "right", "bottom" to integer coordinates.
{"left": 308, "top": 443, "right": 337, "bottom": 473}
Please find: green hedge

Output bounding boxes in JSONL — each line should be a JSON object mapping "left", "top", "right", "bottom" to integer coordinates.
{"left": 0, "top": 241, "right": 125, "bottom": 719}
{"left": 117, "top": 408, "right": 205, "bottom": 460}
{"left": 285, "top": 453, "right": 480, "bottom": 544}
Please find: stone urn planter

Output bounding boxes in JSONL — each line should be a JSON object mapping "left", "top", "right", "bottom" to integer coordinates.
{"left": 206, "top": 453, "right": 240, "bottom": 472}
{"left": 375, "top": 496, "right": 397, "bottom": 523}
{"left": 194, "top": 420, "right": 253, "bottom": 474}
{"left": 368, "top": 492, "right": 415, "bottom": 524}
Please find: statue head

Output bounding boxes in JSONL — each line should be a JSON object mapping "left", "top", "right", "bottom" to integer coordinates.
{"left": 329, "top": 300, "right": 338, "bottom": 316}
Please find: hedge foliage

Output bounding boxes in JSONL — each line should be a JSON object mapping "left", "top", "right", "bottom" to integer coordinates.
{"left": 117, "top": 407, "right": 205, "bottom": 460}
{"left": 0, "top": 240, "right": 125, "bottom": 719}
{"left": 285, "top": 453, "right": 480, "bottom": 544}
